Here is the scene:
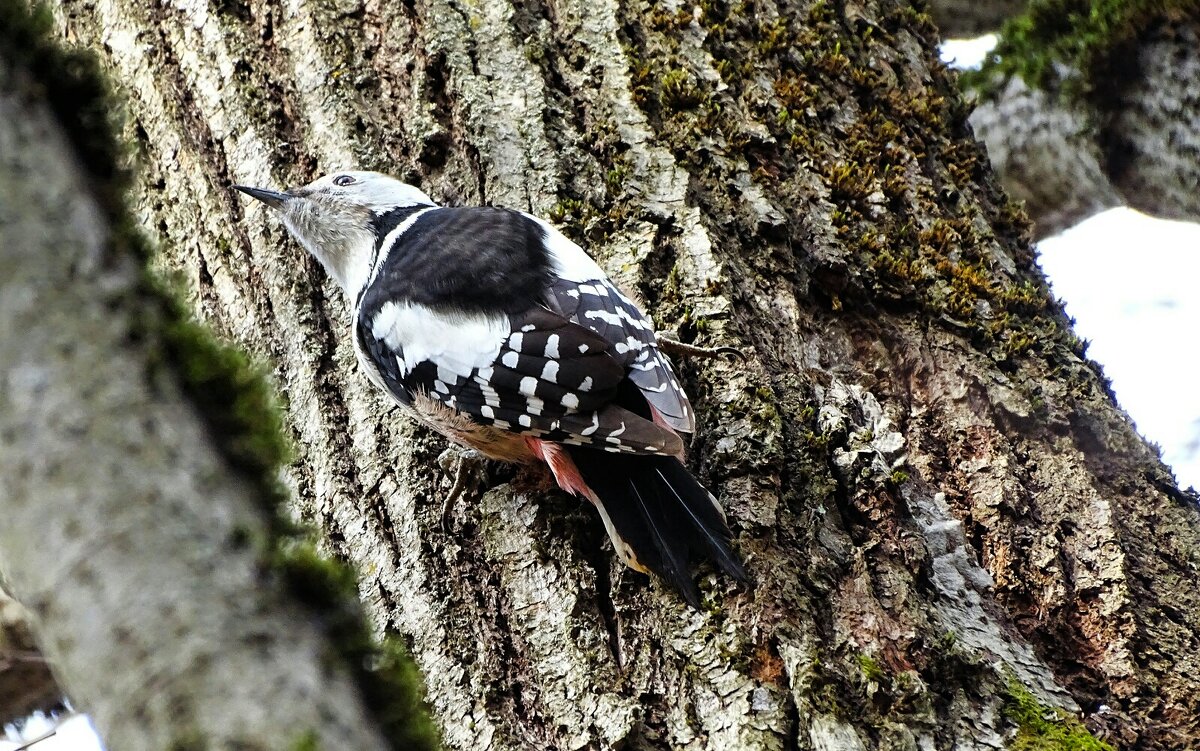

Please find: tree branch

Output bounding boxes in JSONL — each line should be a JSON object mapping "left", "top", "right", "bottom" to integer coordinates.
{"left": 966, "top": 15, "right": 1200, "bottom": 238}
{"left": 0, "top": 31, "right": 394, "bottom": 751}
{"left": 1101, "top": 22, "right": 1200, "bottom": 225}
{"left": 930, "top": 0, "right": 1027, "bottom": 38}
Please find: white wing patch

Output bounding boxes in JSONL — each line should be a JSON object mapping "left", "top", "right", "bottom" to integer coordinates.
{"left": 370, "top": 301, "right": 509, "bottom": 378}
{"left": 522, "top": 213, "right": 607, "bottom": 283}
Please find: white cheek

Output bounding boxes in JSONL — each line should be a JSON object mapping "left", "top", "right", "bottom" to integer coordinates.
{"left": 281, "top": 204, "right": 375, "bottom": 294}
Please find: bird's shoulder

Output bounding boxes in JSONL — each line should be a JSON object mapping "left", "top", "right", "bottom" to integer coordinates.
{"left": 360, "top": 206, "right": 554, "bottom": 317}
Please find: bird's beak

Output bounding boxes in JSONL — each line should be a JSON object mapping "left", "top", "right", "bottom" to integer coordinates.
{"left": 232, "top": 185, "right": 291, "bottom": 210}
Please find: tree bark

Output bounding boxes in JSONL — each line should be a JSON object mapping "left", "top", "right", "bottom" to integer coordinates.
{"left": 0, "top": 587, "right": 59, "bottom": 724}
{"left": 929, "top": 0, "right": 1026, "bottom": 38}
{"left": 0, "top": 37, "right": 394, "bottom": 751}
{"left": 33, "top": 0, "right": 1200, "bottom": 749}
{"left": 967, "top": 15, "right": 1200, "bottom": 238}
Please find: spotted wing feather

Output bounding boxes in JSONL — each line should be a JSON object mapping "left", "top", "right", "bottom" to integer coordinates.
{"left": 546, "top": 278, "right": 694, "bottom": 433}
{"left": 359, "top": 305, "right": 683, "bottom": 456}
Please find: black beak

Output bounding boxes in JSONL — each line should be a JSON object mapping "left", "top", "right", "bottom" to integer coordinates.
{"left": 232, "top": 185, "right": 291, "bottom": 210}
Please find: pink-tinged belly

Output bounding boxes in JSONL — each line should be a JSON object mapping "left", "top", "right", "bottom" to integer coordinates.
{"left": 410, "top": 393, "right": 537, "bottom": 463}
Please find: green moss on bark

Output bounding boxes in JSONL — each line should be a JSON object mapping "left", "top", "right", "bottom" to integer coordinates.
{"left": 962, "top": 0, "right": 1200, "bottom": 102}
{"left": 1004, "top": 677, "right": 1113, "bottom": 751}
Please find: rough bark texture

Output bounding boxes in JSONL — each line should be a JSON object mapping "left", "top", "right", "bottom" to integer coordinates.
{"left": 968, "top": 16, "right": 1200, "bottom": 238}
{"left": 32, "top": 0, "right": 1200, "bottom": 749}
{"left": 969, "top": 77, "right": 1123, "bottom": 239}
{"left": 929, "top": 0, "right": 1026, "bottom": 38}
{"left": 0, "top": 588, "right": 60, "bottom": 723}
{"left": 0, "top": 46, "right": 392, "bottom": 751}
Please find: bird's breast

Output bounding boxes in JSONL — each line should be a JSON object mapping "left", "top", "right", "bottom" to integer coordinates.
{"left": 409, "top": 392, "right": 537, "bottom": 463}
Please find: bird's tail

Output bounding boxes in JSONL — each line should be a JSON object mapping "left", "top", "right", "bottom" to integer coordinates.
{"left": 567, "top": 447, "right": 747, "bottom": 607}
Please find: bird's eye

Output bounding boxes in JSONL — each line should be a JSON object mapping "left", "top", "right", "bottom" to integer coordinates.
{"left": 332, "top": 175, "right": 357, "bottom": 187}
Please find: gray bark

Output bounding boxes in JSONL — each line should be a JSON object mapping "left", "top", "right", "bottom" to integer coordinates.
{"left": 13, "top": 0, "right": 1200, "bottom": 749}
{"left": 969, "top": 19, "right": 1200, "bottom": 238}
{"left": 930, "top": 0, "right": 1026, "bottom": 38}
{"left": 0, "top": 51, "right": 390, "bottom": 751}
{"left": 0, "top": 587, "right": 59, "bottom": 724}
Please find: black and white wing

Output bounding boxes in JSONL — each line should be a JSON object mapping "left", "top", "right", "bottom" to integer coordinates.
{"left": 523, "top": 215, "right": 696, "bottom": 434}
{"left": 356, "top": 300, "right": 683, "bottom": 455}
{"left": 353, "top": 206, "right": 688, "bottom": 455}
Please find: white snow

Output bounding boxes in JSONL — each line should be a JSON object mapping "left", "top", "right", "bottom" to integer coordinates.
{"left": 1039, "top": 208, "right": 1200, "bottom": 489}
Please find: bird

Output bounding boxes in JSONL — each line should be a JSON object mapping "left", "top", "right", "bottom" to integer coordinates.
{"left": 234, "top": 171, "right": 746, "bottom": 607}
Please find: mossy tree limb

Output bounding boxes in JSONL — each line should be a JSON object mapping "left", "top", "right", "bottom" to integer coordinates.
{"left": 0, "top": 3, "right": 436, "bottom": 748}
{"left": 963, "top": 1, "right": 1200, "bottom": 237}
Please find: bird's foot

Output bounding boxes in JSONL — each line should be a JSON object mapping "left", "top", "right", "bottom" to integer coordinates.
{"left": 438, "top": 446, "right": 489, "bottom": 532}
{"left": 656, "top": 335, "right": 746, "bottom": 362}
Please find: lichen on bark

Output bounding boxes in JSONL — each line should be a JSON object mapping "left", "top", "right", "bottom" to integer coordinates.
{"left": 962, "top": 0, "right": 1200, "bottom": 101}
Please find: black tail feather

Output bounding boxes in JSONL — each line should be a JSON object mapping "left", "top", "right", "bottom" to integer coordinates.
{"left": 653, "top": 465, "right": 747, "bottom": 582}
{"left": 568, "top": 448, "right": 747, "bottom": 607}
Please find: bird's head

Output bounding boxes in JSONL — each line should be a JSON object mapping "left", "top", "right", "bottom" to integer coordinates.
{"left": 234, "top": 171, "right": 437, "bottom": 294}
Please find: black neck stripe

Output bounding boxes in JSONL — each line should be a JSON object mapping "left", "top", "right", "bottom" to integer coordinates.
{"left": 358, "top": 205, "right": 436, "bottom": 306}
{"left": 370, "top": 205, "right": 431, "bottom": 242}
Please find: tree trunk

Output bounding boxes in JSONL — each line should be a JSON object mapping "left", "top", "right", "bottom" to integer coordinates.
{"left": 36, "top": 0, "right": 1200, "bottom": 748}
{"left": 964, "top": 8, "right": 1200, "bottom": 238}
{"left": 0, "top": 30, "right": 405, "bottom": 749}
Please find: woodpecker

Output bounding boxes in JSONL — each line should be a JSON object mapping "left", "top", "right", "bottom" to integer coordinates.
{"left": 234, "top": 171, "right": 746, "bottom": 606}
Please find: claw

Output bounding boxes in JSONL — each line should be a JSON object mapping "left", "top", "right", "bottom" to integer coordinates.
{"left": 656, "top": 335, "right": 747, "bottom": 363}
{"left": 438, "top": 447, "right": 488, "bottom": 532}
